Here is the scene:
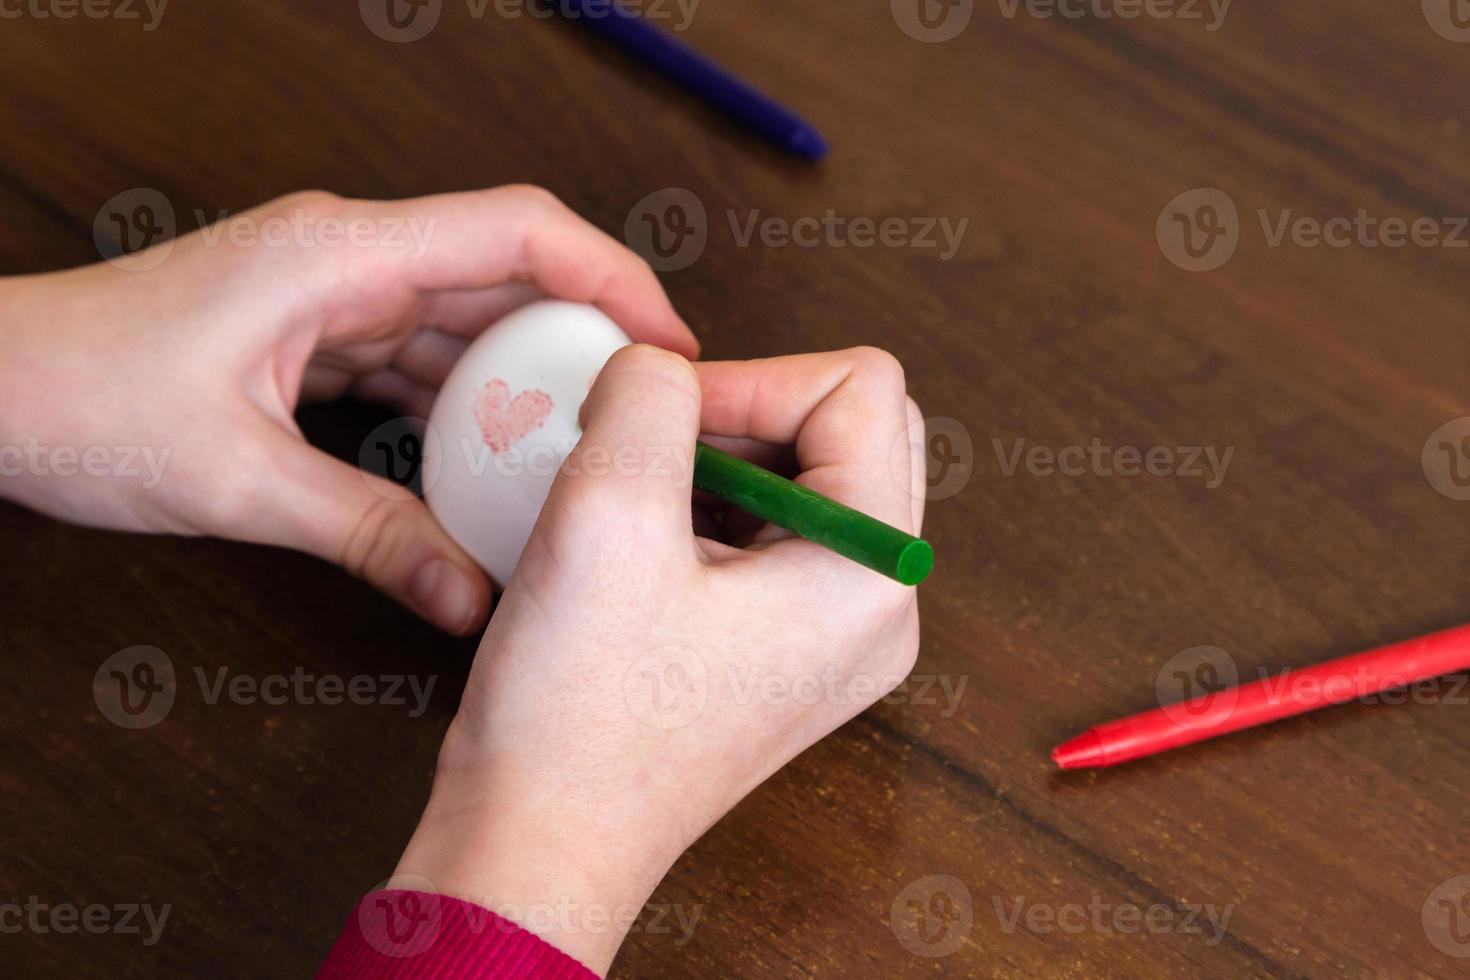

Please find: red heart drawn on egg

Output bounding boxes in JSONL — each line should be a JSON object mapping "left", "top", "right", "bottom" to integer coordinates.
{"left": 474, "top": 380, "right": 554, "bottom": 456}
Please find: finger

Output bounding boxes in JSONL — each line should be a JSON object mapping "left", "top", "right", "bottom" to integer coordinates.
{"left": 692, "top": 348, "right": 915, "bottom": 533}
{"left": 697, "top": 434, "right": 797, "bottom": 475}
{"left": 301, "top": 362, "right": 355, "bottom": 403}
{"left": 550, "top": 344, "right": 701, "bottom": 533}
{"left": 413, "top": 283, "right": 545, "bottom": 339}
{"left": 299, "top": 308, "right": 493, "bottom": 399}
{"left": 391, "top": 329, "right": 470, "bottom": 391}
{"left": 350, "top": 187, "right": 699, "bottom": 358}
{"left": 571, "top": 408, "right": 796, "bottom": 497}
{"left": 905, "top": 397, "right": 927, "bottom": 535}
{"left": 250, "top": 425, "right": 492, "bottom": 635}
{"left": 693, "top": 435, "right": 796, "bottom": 545}
{"left": 351, "top": 369, "right": 437, "bottom": 420}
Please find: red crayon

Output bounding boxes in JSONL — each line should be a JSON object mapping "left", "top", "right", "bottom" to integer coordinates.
{"left": 1052, "top": 622, "right": 1470, "bottom": 770}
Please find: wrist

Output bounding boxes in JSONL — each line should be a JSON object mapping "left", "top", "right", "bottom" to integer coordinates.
{"left": 393, "top": 717, "right": 685, "bottom": 975}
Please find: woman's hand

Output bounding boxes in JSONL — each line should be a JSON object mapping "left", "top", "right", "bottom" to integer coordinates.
{"left": 394, "top": 345, "right": 925, "bottom": 974}
{"left": 0, "top": 187, "right": 697, "bottom": 634}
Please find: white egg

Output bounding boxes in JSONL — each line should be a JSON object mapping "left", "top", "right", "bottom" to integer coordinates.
{"left": 423, "top": 300, "right": 631, "bottom": 584}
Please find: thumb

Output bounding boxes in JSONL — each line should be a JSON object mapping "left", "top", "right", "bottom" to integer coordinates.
{"left": 250, "top": 426, "right": 492, "bottom": 635}
{"left": 560, "top": 344, "right": 701, "bottom": 527}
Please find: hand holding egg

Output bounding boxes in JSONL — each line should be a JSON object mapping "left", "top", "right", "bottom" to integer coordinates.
{"left": 424, "top": 301, "right": 633, "bottom": 584}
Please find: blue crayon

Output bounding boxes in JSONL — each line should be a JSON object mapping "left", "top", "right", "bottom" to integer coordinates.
{"left": 557, "top": 0, "right": 829, "bottom": 160}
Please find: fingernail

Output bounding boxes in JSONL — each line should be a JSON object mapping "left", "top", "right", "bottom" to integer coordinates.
{"left": 411, "top": 559, "right": 478, "bottom": 634}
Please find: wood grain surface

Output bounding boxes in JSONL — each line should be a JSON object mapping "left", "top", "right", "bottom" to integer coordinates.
{"left": 3, "top": 1, "right": 1470, "bottom": 976}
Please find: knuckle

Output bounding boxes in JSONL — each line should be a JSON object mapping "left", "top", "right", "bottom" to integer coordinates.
{"left": 339, "top": 495, "right": 403, "bottom": 582}
{"left": 905, "top": 395, "right": 923, "bottom": 425}
{"left": 500, "top": 183, "right": 565, "bottom": 215}
{"left": 229, "top": 191, "right": 351, "bottom": 270}
{"left": 273, "top": 189, "right": 343, "bottom": 222}
{"left": 848, "top": 346, "right": 907, "bottom": 391}
{"left": 606, "top": 344, "right": 699, "bottom": 395}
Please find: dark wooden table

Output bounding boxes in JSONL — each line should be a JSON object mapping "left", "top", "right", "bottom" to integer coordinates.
{"left": 5, "top": 1, "right": 1470, "bottom": 976}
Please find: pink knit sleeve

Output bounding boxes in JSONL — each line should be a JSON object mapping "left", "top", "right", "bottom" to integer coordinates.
{"left": 318, "top": 890, "right": 598, "bottom": 979}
